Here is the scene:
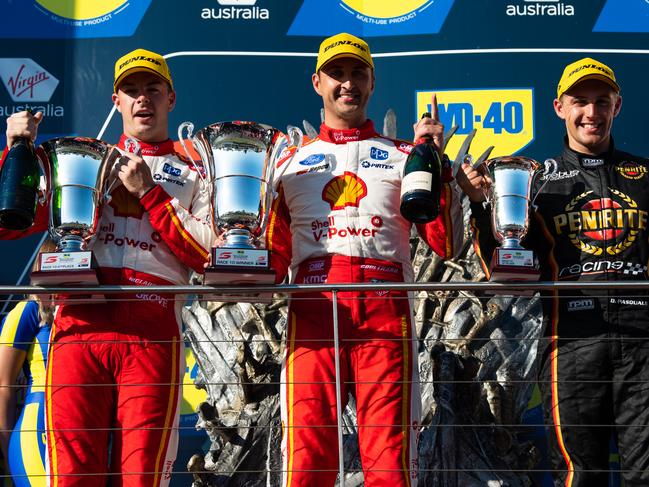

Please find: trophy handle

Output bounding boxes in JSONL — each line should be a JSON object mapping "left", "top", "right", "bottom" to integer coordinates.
{"left": 35, "top": 151, "right": 50, "bottom": 206}
{"left": 178, "top": 121, "right": 208, "bottom": 184}
{"left": 271, "top": 125, "right": 304, "bottom": 186}
{"left": 531, "top": 158, "right": 557, "bottom": 207}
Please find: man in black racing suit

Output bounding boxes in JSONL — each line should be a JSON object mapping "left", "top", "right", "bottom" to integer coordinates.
{"left": 459, "top": 58, "right": 649, "bottom": 486}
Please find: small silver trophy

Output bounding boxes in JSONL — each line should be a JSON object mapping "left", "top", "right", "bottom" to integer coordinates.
{"left": 486, "top": 156, "right": 555, "bottom": 281}
{"left": 178, "top": 121, "right": 302, "bottom": 285}
{"left": 31, "top": 137, "right": 126, "bottom": 286}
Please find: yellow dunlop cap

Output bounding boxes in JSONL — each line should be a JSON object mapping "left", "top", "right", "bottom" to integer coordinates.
{"left": 556, "top": 57, "right": 619, "bottom": 98}
{"left": 315, "top": 32, "right": 374, "bottom": 72}
{"left": 113, "top": 48, "right": 173, "bottom": 93}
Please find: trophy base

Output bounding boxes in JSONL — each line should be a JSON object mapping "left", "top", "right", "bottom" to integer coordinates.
{"left": 31, "top": 251, "right": 104, "bottom": 303}
{"left": 203, "top": 267, "right": 276, "bottom": 303}
{"left": 488, "top": 248, "right": 539, "bottom": 295}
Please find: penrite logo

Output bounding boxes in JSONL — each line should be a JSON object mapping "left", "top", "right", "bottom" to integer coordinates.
{"left": 201, "top": 0, "right": 270, "bottom": 20}
{"left": 553, "top": 189, "right": 648, "bottom": 257}
{"left": 288, "top": 0, "right": 455, "bottom": 37}
{"left": 506, "top": 0, "right": 575, "bottom": 17}
{"left": 0, "top": 58, "right": 63, "bottom": 118}
{"left": 0, "top": 1, "right": 151, "bottom": 39}
{"left": 594, "top": 0, "right": 649, "bottom": 33}
{"left": 416, "top": 88, "right": 534, "bottom": 161}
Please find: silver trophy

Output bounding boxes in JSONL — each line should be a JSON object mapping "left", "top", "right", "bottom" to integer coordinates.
{"left": 178, "top": 121, "right": 302, "bottom": 285}
{"left": 31, "top": 136, "right": 127, "bottom": 286}
{"left": 486, "top": 156, "right": 555, "bottom": 281}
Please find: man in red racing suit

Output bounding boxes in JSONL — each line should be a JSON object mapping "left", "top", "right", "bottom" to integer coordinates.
{"left": 266, "top": 33, "right": 464, "bottom": 486}
{"left": 0, "top": 49, "right": 213, "bottom": 486}
{"left": 462, "top": 58, "right": 649, "bottom": 486}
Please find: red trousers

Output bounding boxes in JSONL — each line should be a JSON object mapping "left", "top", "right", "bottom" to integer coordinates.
{"left": 281, "top": 256, "right": 420, "bottom": 486}
{"left": 46, "top": 298, "right": 183, "bottom": 487}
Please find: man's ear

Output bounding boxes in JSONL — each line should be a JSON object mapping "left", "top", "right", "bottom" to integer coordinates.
{"left": 312, "top": 72, "right": 322, "bottom": 96}
{"left": 613, "top": 94, "right": 622, "bottom": 118}
{"left": 168, "top": 90, "right": 176, "bottom": 112}
{"left": 553, "top": 97, "right": 565, "bottom": 120}
{"left": 112, "top": 93, "right": 121, "bottom": 113}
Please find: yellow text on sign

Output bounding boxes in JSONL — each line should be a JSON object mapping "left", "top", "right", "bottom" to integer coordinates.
{"left": 416, "top": 89, "right": 535, "bottom": 161}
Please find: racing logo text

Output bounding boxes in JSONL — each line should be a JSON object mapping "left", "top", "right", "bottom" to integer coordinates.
{"left": 553, "top": 189, "right": 648, "bottom": 256}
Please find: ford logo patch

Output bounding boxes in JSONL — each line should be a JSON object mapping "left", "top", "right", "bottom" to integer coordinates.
{"left": 299, "top": 154, "right": 326, "bottom": 166}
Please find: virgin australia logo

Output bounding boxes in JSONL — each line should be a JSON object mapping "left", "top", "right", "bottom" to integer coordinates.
{"left": 201, "top": 0, "right": 270, "bottom": 20}
{"left": 0, "top": 58, "right": 58, "bottom": 102}
{"left": 506, "top": 0, "right": 575, "bottom": 16}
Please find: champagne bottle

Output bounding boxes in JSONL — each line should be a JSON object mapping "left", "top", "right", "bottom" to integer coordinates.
{"left": 0, "top": 137, "right": 40, "bottom": 230}
{"left": 399, "top": 112, "right": 442, "bottom": 224}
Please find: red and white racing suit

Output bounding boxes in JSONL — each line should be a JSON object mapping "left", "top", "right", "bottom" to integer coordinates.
{"left": 266, "top": 121, "right": 463, "bottom": 486}
{"left": 0, "top": 136, "right": 212, "bottom": 486}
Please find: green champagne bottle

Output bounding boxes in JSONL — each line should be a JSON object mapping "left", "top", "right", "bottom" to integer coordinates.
{"left": 399, "top": 113, "right": 442, "bottom": 224}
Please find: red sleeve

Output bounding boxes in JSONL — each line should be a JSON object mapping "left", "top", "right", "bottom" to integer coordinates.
{"left": 415, "top": 166, "right": 464, "bottom": 259}
{"left": 265, "top": 184, "right": 292, "bottom": 284}
{"left": 140, "top": 184, "right": 211, "bottom": 274}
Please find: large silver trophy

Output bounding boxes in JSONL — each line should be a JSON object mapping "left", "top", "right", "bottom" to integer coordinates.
{"left": 178, "top": 121, "right": 302, "bottom": 285}
{"left": 486, "top": 156, "right": 555, "bottom": 281}
{"left": 31, "top": 137, "right": 125, "bottom": 286}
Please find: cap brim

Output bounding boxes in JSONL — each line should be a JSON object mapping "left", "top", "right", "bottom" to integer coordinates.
{"left": 114, "top": 66, "right": 173, "bottom": 92}
{"left": 317, "top": 52, "right": 373, "bottom": 72}
{"left": 561, "top": 73, "right": 620, "bottom": 97}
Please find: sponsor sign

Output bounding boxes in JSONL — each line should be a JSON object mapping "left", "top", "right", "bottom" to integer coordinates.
{"left": 505, "top": 0, "right": 575, "bottom": 17}
{"left": 594, "top": 0, "right": 649, "bottom": 33}
{"left": 40, "top": 251, "right": 92, "bottom": 271}
{"left": 288, "top": 0, "right": 455, "bottom": 37}
{"left": 0, "top": 1, "right": 151, "bottom": 38}
{"left": 201, "top": 0, "right": 270, "bottom": 20}
{"left": 416, "top": 88, "right": 535, "bottom": 160}
{"left": 0, "top": 58, "right": 64, "bottom": 118}
{"left": 180, "top": 345, "right": 208, "bottom": 430}
{"left": 214, "top": 248, "right": 269, "bottom": 267}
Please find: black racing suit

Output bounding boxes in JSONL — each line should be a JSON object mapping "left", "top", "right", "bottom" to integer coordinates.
{"left": 470, "top": 139, "right": 649, "bottom": 487}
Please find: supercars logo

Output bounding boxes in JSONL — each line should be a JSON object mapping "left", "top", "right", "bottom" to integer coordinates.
{"left": 553, "top": 189, "right": 648, "bottom": 256}
{"left": 0, "top": 1, "right": 151, "bottom": 38}
{"left": 616, "top": 161, "right": 647, "bottom": 180}
{"left": 322, "top": 172, "right": 367, "bottom": 210}
{"left": 416, "top": 88, "right": 535, "bottom": 160}
{"left": 288, "top": 0, "right": 455, "bottom": 37}
{"left": 594, "top": 0, "right": 649, "bottom": 33}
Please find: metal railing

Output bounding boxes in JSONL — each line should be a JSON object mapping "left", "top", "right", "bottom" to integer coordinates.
{"left": 1, "top": 280, "right": 647, "bottom": 486}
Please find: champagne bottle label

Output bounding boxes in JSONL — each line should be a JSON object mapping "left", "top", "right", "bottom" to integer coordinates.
{"left": 400, "top": 170, "right": 432, "bottom": 197}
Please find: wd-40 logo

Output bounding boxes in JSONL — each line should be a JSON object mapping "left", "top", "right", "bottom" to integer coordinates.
{"left": 202, "top": 0, "right": 270, "bottom": 20}
{"left": 0, "top": 1, "right": 151, "bottom": 38}
{"left": 322, "top": 172, "right": 367, "bottom": 210}
{"left": 594, "top": 0, "right": 649, "bottom": 33}
{"left": 553, "top": 189, "right": 648, "bottom": 256}
{"left": 505, "top": 0, "right": 575, "bottom": 17}
{"left": 288, "top": 0, "right": 455, "bottom": 37}
{"left": 416, "top": 89, "right": 535, "bottom": 160}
